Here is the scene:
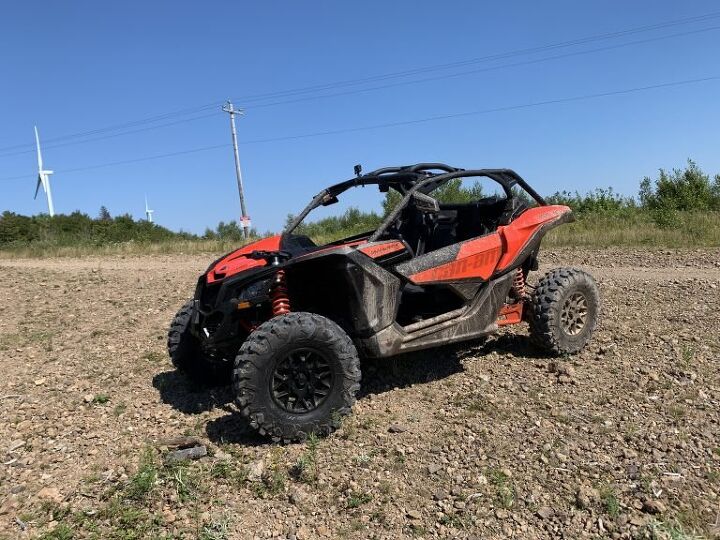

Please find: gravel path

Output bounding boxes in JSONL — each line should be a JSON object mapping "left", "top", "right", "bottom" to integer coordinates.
{"left": 0, "top": 249, "right": 718, "bottom": 539}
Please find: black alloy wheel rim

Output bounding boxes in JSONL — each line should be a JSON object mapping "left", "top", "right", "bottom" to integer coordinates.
{"left": 271, "top": 348, "right": 334, "bottom": 413}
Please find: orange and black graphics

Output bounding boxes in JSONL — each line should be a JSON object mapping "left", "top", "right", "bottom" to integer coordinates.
{"left": 409, "top": 234, "right": 502, "bottom": 284}
{"left": 401, "top": 205, "right": 571, "bottom": 285}
{"left": 358, "top": 240, "right": 406, "bottom": 259}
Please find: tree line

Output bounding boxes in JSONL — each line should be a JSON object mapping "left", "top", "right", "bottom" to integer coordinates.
{"left": 1, "top": 160, "right": 718, "bottom": 249}
{"left": 290, "top": 160, "right": 720, "bottom": 241}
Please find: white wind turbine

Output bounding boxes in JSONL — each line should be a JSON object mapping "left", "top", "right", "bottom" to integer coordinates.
{"left": 145, "top": 195, "right": 154, "bottom": 223}
{"left": 34, "top": 126, "right": 55, "bottom": 217}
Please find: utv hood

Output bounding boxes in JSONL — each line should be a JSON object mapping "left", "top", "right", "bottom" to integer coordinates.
{"left": 205, "top": 235, "right": 282, "bottom": 284}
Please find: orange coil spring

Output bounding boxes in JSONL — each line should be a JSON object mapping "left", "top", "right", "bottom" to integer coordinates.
{"left": 512, "top": 267, "right": 527, "bottom": 300}
{"left": 271, "top": 270, "right": 291, "bottom": 316}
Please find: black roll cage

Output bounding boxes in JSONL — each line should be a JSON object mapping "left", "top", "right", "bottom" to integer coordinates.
{"left": 283, "top": 163, "right": 547, "bottom": 242}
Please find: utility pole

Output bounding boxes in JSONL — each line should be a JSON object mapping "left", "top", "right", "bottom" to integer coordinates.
{"left": 222, "top": 100, "right": 250, "bottom": 238}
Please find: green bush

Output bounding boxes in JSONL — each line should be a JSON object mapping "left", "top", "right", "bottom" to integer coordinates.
{"left": 2, "top": 161, "right": 718, "bottom": 252}
{"left": 287, "top": 207, "right": 383, "bottom": 244}
{"left": 639, "top": 160, "right": 720, "bottom": 227}
{"left": 202, "top": 220, "right": 258, "bottom": 241}
{"left": 381, "top": 178, "right": 484, "bottom": 216}
{"left": 0, "top": 209, "right": 193, "bottom": 249}
{"left": 546, "top": 187, "right": 636, "bottom": 216}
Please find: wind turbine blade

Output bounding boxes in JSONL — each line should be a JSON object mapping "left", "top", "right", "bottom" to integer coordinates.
{"left": 34, "top": 126, "right": 43, "bottom": 172}
{"left": 34, "top": 176, "right": 42, "bottom": 199}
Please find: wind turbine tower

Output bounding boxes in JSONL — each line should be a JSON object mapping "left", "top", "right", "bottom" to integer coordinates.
{"left": 34, "top": 126, "right": 55, "bottom": 217}
{"left": 145, "top": 196, "right": 154, "bottom": 223}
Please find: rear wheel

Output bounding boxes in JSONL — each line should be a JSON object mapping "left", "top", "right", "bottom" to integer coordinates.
{"left": 233, "top": 312, "right": 361, "bottom": 443}
{"left": 167, "top": 300, "right": 230, "bottom": 385}
{"left": 528, "top": 268, "right": 599, "bottom": 355}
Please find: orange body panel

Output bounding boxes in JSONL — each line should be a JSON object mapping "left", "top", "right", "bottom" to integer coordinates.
{"left": 358, "top": 240, "right": 406, "bottom": 259}
{"left": 409, "top": 234, "right": 502, "bottom": 284}
{"left": 207, "top": 235, "right": 282, "bottom": 283}
{"left": 208, "top": 236, "right": 369, "bottom": 283}
{"left": 496, "top": 205, "right": 571, "bottom": 271}
{"left": 497, "top": 302, "right": 524, "bottom": 326}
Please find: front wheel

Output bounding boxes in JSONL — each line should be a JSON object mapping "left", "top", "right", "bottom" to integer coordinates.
{"left": 528, "top": 268, "right": 599, "bottom": 355}
{"left": 233, "top": 312, "right": 361, "bottom": 443}
{"left": 167, "top": 300, "right": 230, "bottom": 385}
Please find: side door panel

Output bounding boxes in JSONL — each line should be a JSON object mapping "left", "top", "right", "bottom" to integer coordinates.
{"left": 394, "top": 233, "right": 502, "bottom": 285}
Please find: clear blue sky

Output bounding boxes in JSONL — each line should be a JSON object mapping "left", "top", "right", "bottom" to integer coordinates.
{"left": 1, "top": 1, "right": 719, "bottom": 234}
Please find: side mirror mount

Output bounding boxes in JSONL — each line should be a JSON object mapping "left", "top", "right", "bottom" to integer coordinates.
{"left": 321, "top": 194, "right": 340, "bottom": 206}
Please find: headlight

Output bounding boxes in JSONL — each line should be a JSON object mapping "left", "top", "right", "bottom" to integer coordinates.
{"left": 237, "top": 278, "right": 272, "bottom": 302}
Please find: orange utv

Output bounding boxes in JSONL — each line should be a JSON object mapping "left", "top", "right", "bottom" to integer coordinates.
{"left": 168, "top": 163, "right": 599, "bottom": 442}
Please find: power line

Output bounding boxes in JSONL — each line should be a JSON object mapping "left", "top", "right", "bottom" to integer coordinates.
{"left": 244, "top": 24, "right": 720, "bottom": 111}
{"left": 1, "top": 74, "right": 716, "bottom": 182}
{"left": 231, "top": 11, "right": 720, "bottom": 104}
{"left": 0, "top": 143, "right": 231, "bottom": 180}
{"left": 0, "top": 112, "right": 222, "bottom": 158}
{"left": 237, "top": 76, "right": 720, "bottom": 144}
{"left": 1, "top": 23, "right": 717, "bottom": 159}
{"left": 1, "top": 9, "right": 718, "bottom": 154}
{"left": 0, "top": 102, "right": 223, "bottom": 153}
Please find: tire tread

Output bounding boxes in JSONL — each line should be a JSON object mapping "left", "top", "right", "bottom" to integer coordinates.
{"left": 528, "top": 267, "right": 599, "bottom": 355}
{"left": 233, "top": 312, "right": 361, "bottom": 443}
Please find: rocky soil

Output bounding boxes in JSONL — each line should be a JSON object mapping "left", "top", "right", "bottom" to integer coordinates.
{"left": 0, "top": 248, "right": 718, "bottom": 539}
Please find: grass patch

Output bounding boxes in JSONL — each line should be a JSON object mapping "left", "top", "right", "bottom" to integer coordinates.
{"left": 31, "top": 446, "right": 220, "bottom": 538}
{"left": 599, "top": 483, "right": 620, "bottom": 518}
{"left": 438, "top": 512, "right": 469, "bottom": 529}
{"left": 0, "top": 238, "right": 255, "bottom": 259}
{"left": 290, "top": 433, "right": 320, "bottom": 484}
{"left": 37, "top": 523, "right": 74, "bottom": 540}
{"left": 545, "top": 211, "right": 720, "bottom": 248}
{"left": 211, "top": 460, "right": 248, "bottom": 484}
{"left": 125, "top": 448, "right": 158, "bottom": 501}
{"left": 251, "top": 448, "right": 286, "bottom": 498}
{"left": 668, "top": 404, "right": 687, "bottom": 421}
{"left": 347, "top": 491, "right": 372, "bottom": 509}
{"left": 488, "top": 468, "right": 515, "bottom": 509}
{"left": 92, "top": 394, "right": 110, "bottom": 405}
{"left": 645, "top": 518, "right": 706, "bottom": 540}
{"left": 112, "top": 402, "right": 127, "bottom": 417}
{"left": 337, "top": 519, "right": 365, "bottom": 538}
{"left": 679, "top": 346, "right": 694, "bottom": 370}
{"left": 210, "top": 460, "right": 233, "bottom": 480}
{"left": 200, "top": 517, "right": 230, "bottom": 540}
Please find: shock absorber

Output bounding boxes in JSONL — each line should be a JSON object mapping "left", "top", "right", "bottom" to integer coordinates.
{"left": 271, "top": 270, "right": 291, "bottom": 316}
{"left": 512, "top": 267, "right": 527, "bottom": 300}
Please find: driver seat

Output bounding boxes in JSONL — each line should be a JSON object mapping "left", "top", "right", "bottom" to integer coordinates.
{"left": 396, "top": 204, "right": 437, "bottom": 256}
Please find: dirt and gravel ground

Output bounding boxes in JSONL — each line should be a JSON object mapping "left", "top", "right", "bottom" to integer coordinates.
{"left": 0, "top": 248, "right": 719, "bottom": 540}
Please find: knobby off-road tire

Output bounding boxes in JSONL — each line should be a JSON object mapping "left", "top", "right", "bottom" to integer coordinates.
{"left": 528, "top": 268, "right": 599, "bottom": 355}
{"left": 167, "top": 300, "right": 230, "bottom": 385}
{"left": 233, "top": 312, "right": 361, "bottom": 443}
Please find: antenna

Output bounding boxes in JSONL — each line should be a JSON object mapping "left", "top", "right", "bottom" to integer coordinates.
{"left": 34, "top": 126, "right": 55, "bottom": 217}
{"left": 145, "top": 195, "right": 154, "bottom": 223}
